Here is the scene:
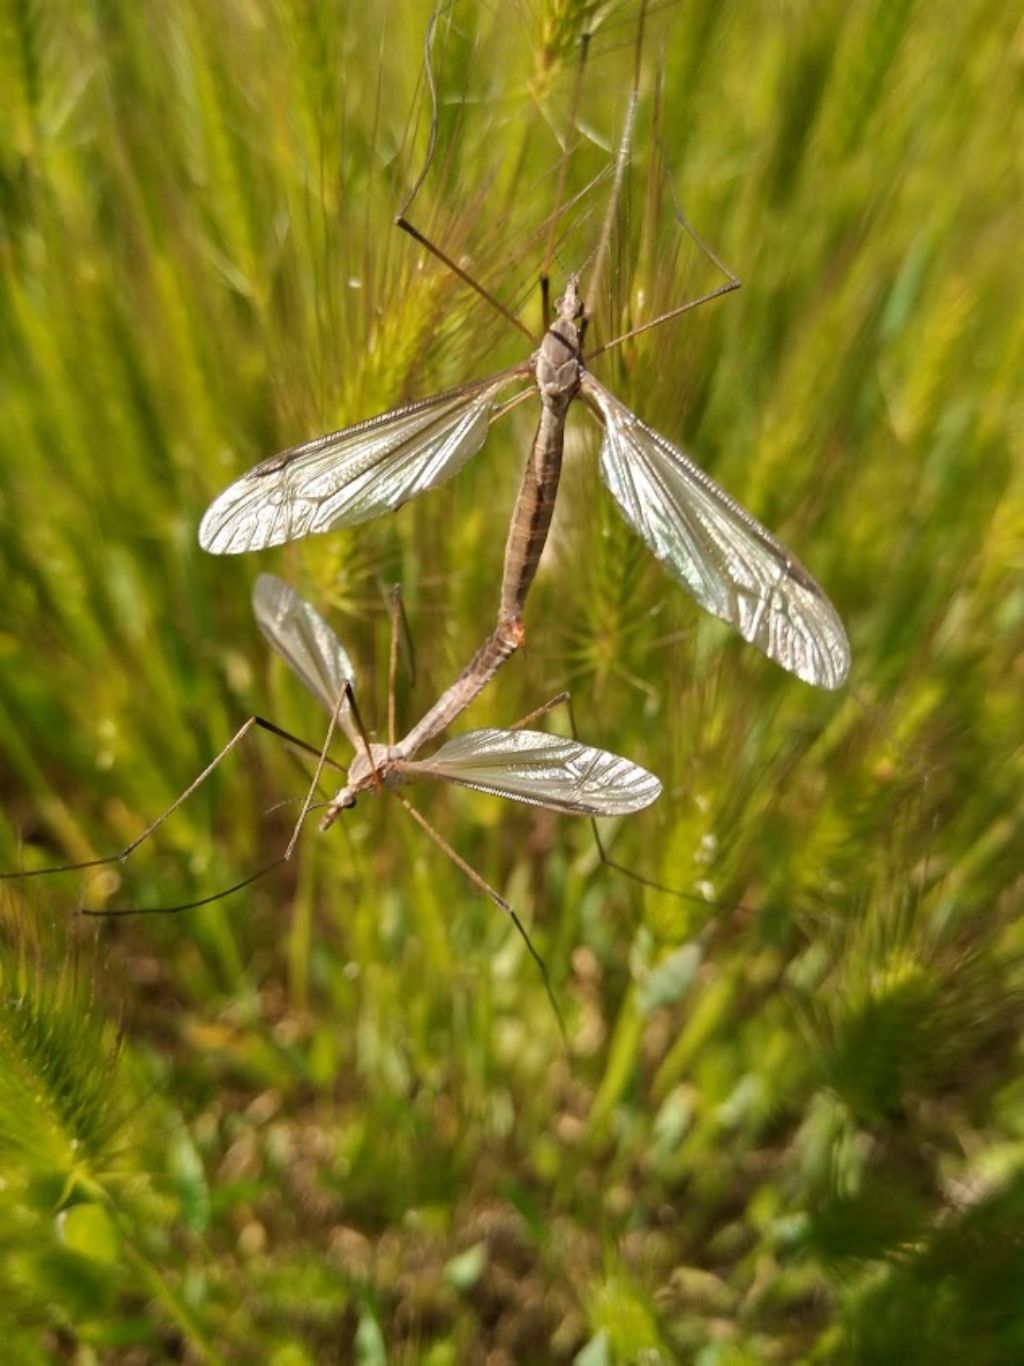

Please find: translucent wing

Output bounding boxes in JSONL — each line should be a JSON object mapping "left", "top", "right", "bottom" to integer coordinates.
{"left": 201, "top": 367, "right": 530, "bottom": 554}
{"left": 583, "top": 374, "right": 850, "bottom": 689}
{"left": 252, "top": 575, "right": 358, "bottom": 743}
{"left": 402, "top": 728, "right": 661, "bottom": 815}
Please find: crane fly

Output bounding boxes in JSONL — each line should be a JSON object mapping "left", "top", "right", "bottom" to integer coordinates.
{"left": 251, "top": 573, "right": 661, "bottom": 827}
{"left": 200, "top": 3, "right": 848, "bottom": 695}
{"left": 3, "top": 577, "right": 660, "bottom": 1006}
{"left": 250, "top": 572, "right": 662, "bottom": 1023}
{"left": 199, "top": 271, "right": 850, "bottom": 691}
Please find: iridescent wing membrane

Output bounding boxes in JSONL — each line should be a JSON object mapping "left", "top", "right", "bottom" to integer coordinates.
{"left": 401, "top": 728, "right": 661, "bottom": 816}
{"left": 200, "top": 368, "right": 529, "bottom": 554}
{"left": 582, "top": 376, "right": 850, "bottom": 689}
{"left": 204, "top": 353, "right": 849, "bottom": 689}
{"left": 252, "top": 574, "right": 359, "bottom": 744}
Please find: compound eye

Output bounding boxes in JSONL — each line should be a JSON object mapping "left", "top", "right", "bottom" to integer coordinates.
{"left": 343, "top": 796, "right": 357, "bottom": 810}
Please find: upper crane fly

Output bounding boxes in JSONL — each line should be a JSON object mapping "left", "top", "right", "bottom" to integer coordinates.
{"left": 200, "top": 23, "right": 849, "bottom": 697}
{"left": 199, "top": 266, "right": 850, "bottom": 690}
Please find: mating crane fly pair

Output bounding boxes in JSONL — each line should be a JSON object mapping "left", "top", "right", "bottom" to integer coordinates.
{"left": 4, "top": 63, "right": 851, "bottom": 977}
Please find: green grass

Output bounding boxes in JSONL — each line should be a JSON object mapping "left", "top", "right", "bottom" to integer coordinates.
{"left": 1, "top": 0, "right": 1021, "bottom": 1360}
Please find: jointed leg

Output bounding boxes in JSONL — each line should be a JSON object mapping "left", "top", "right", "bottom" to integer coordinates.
{"left": 88, "top": 698, "right": 349, "bottom": 918}
{"left": 395, "top": 793, "right": 567, "bottom": 1044}
{"left": 3, "top": 715, "right": 271, "bottom": 882}
{"left": 586, "top": 279, "right": 741, "bottom": 359}
{"left": 540, "top": 26, "right": 593, "bottom": 287}
{"left": 284, "top": 682, "right": 353, "bottom": 862}
{"left": 507, "top": 691, "right": 571, "bottom": 732}
{"left": 386, "top": 583, "right": 414, "bottom": 748}
{"left": 504, "top": 688, "right": 737, "bottom": 908}
{"left": 5, "top": 714, "right": 347, "bottom": 917}
{"left": 344, "top": 681, "right": 384, "bottom": 796}
{"left": 80, "top": 861, "right": 287, "bottom": 919}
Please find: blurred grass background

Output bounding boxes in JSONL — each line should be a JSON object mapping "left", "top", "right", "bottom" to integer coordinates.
{"left": 1, "top": 0, "right": 1021, "bottom": 1360}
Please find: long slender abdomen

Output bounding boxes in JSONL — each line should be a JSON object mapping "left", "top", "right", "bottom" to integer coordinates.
{"left": 393, "top": 401, "right": 566, "bottom": 759}
{"left": 499, "top": 401, "right": 566, "bottom": 623}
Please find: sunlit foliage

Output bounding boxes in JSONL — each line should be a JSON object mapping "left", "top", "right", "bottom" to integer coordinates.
{"left": 0, "top": 0, "right": 1020, "bottom": 1358}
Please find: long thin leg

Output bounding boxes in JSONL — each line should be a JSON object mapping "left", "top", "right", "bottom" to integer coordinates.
{"left": 585, "top": 278, "right": 741, "bottom": 360}
{"left": 249, "top": 717, "right": 348, "bottom": 777}
{"left": 507, "top": 691, "right": 571, "bottom": 732}
{"left": 583, "top": 0, "right": 742, "bottom": 360}
{"left": 396, "top": 216, "right": 534, "bottom": 343}
{"left": 585, "top": 99, "right": 637, "bottom": 325}
{"left": 585, "top": 816, "right": 754, "bottom": 916}
{"left": 514, "top": 689, "right": 751, "bottom": 911}
{"left": 539, "top": 27, "right": 593, "bottom": 282}
{"left": 428, "top": 676, "right": 692, "bottom": 903}
{"left": 260, "top": 734, "right": 347, "bottom": 816}
{"left": 548, "top": 688, "right": 684, "bottom": 898}
{"left": 504, "top": 164, "right": 613, "bottom": 312}
{"left": 395, "top": 793, "right": 567, "bottom": 1043}
{"left": 394, "top": 4, "right": 535, "bottom": 342}
{"left": 345, "top": 681, "right": 384, "bottom": 794}
{"left": 412, "top": 672, "right": 721, "bottom": 905}
{"left": 80, "top": 861, "right": 286, "bottom": 919}
{"left": 587, "top": 818, "right": 701, "bottom": 902}
{"left": 665, "top": 175, "right": 742, "bottom": 293}
{"left": 584, "top": 0, "right": 648, "bottom": 323}
{"left": 1, "top": 715, "right": 294, "bottom": 883}
{"left": 283, "top": 682, "right": 350, "bottom": 862}
{"left": 394, "top": 0, "right": 450, "bottom": 219}
{"left": 386, "top": 584, "right": 403, "bottom": 749}
{"left": 83, "top": 689, "right": 355, "bottom": 918}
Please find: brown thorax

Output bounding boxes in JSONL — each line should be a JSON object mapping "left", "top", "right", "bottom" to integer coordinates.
{"left": 534, "top": 274, "right": 585, "bottom": 409}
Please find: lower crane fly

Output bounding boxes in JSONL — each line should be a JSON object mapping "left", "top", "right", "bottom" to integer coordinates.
{"left": 2, "top": 577, "right": 660, "bottom": 1011}
{"left": 251, "top": 574, "right": 660, "bottom": 829}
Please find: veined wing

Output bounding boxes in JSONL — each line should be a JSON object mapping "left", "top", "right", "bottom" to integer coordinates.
{"left": 582, "top": 374, "right": 850, "bottom": 689}
{"left": 401, "top": 728, "right": 661, "bottom": 816}
{"left": 201, "top": 366, "right": 531, "bottom": 554}
{"left": 252, "top": 574, "right": 358, "bottom": 742}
